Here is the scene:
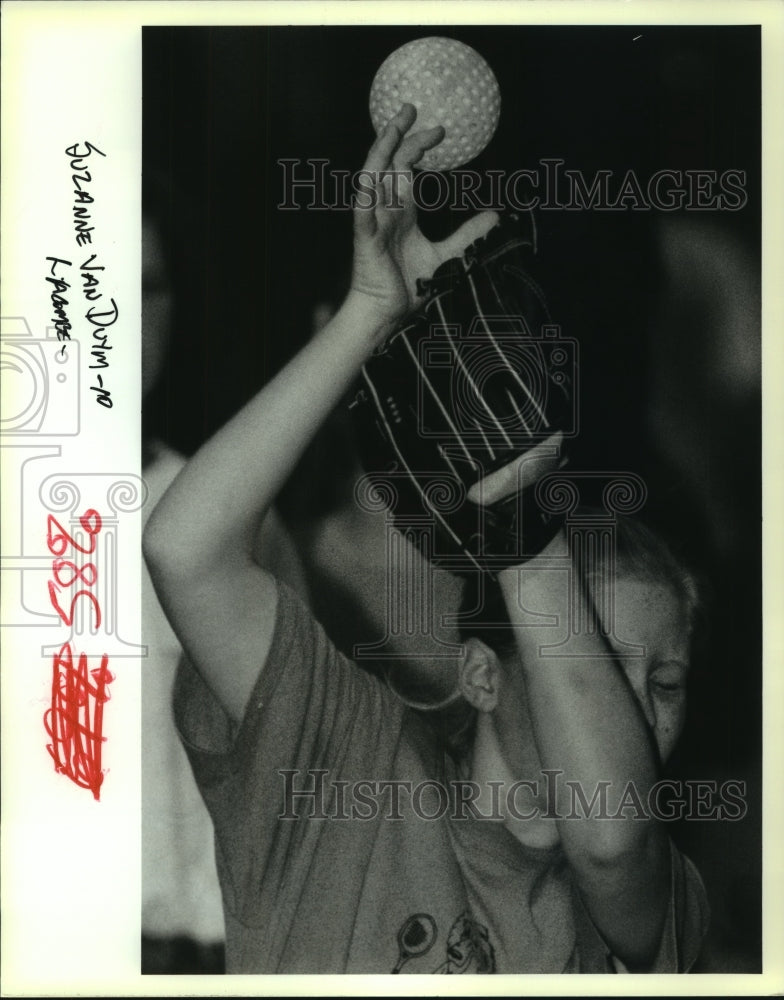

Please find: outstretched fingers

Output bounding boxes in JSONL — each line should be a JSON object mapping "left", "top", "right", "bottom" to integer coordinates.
{"left": 356, "top": 106, "right": 450, "bottom": 238}
{"left": 354, "top": 105, "right": 416, "bottom": 238}
{"left": 376, "top": 123, "right": 447, "bottom": 237}
{"left": 363, "top": 104, "right": 417, "bottom": 173}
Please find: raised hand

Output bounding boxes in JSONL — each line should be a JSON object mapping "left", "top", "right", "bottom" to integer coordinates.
{"left": 350, "top": 104, "right": 499, "bottom": 336}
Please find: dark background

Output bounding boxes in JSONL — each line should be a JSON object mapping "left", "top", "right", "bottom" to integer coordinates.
{"left": 143, "top": 25, "right": 761, "bottom": 972}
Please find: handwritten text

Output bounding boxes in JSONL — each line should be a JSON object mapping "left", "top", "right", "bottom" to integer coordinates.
{"left": 66, "top": 141, "right": 106, "bottom": 248}
{"left": 43, "top": 508, "right": 112, "bottom": 800}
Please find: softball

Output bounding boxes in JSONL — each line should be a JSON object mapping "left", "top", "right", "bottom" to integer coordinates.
{"left": 369, "top": 37, "right": 501, "bottom": 171}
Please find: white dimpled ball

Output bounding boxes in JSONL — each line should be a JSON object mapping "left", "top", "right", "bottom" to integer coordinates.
{"left": 369, "top": 37, "right": 501, "bottom": 171}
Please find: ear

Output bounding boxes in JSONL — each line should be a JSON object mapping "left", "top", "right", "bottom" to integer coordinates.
{"left": 458, "top": 637, "right": 501, "bottom": 713}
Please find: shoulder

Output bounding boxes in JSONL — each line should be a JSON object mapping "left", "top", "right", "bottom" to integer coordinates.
{"left": 174, "top": 577, "right": 408, "bottom": 765}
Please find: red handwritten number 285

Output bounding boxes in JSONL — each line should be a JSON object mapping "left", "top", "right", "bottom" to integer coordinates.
{"left": 46, "top": 511, "right": 102, "bottom": 628}
{"left": 44, "top": 508, "right": 112, "bottom": 801}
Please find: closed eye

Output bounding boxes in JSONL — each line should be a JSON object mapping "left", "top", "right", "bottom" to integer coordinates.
{"left": 650, "top": 658, "right": 689, "bottom": 694}
{"left": 651, "top": 679, "right": 683, "bottom": 693}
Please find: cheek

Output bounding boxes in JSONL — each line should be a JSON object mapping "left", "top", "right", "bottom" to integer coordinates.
{"left": 653, "top": 693, "right": 687, "bottom": 760}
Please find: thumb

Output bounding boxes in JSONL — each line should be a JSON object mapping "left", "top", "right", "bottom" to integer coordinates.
{"left": 467, "top": 432, "right": 565, "bottom": 506}
{"left": 436, "top": 210, "right": 500, "bottom": 261}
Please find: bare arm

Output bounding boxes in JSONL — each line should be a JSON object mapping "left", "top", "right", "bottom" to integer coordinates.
{"left": 498, "top": 530, "right": 670, "bottom": 969}
{"left": 143, "top": 295, "right": 391, "bottom": 722}
{"left": 143, "top": 105, "right": 499, "bottom": 726}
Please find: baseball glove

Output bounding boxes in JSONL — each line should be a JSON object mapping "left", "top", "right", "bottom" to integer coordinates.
{"left": 349, "top": 210, "right": 575, "bottom": 576}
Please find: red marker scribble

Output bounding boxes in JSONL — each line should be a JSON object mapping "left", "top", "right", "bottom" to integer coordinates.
{"left": 44, "top": 641, "right": 113, "bottom": 801}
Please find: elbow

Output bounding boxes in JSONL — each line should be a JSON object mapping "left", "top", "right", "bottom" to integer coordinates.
{"left": 143, "top": 500, "right": 250, "bottom": 588}
{"left": 142, "top": 510, "right": 169, "bottom": 581}
{"left": 570, "top": 817, "right": 662, "bottom": 875}
{"left": 143, "top": 504, "right": 188, "bottom": 583}
{"left": 142, "top": 511, "right": 208, "bottom": 619}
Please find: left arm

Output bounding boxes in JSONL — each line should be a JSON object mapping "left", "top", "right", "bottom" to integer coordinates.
{"left": 498, "top": 529, "right": 670, "bottom": 970}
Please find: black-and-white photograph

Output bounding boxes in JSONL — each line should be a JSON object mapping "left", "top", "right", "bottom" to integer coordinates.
{"left": 140, "top": 22, "right": 761, "bottom": 978}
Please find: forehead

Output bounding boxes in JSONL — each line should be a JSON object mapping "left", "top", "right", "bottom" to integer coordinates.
{"left": 604, "top": 576, "right": 691, "bottom": 666}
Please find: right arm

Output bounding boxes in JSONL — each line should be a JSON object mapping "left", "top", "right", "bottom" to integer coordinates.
{"left": 143, "top": 292, "right": 391, "bottom": 723}
{"left": 143, "top": 105, "right": 498, "bottom": 726}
